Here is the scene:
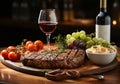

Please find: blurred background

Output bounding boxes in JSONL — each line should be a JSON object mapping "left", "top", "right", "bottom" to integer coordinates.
{"left": 0, "top": 0, "right": 120, "bottom": 47}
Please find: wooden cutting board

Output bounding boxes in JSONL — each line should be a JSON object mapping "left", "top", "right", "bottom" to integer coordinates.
{"left": 0, "top": 56, "right": 119, "bottom": 78}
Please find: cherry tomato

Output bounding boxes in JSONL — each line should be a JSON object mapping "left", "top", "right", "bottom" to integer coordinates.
{"left": 27, "top": 43, "right": 38, "bottom": 51}
{"left": 8, "top": 51, "right": 18, "bottom": 61}
{"left": 34, "top": 40, "right": 44, "bottom": 50}
{"left": 7, "top": 46, "right": 16, "bottom": 52}
{"left": 1, "top": 49, "right": 8, "bottom": 59}
{"left": 25, "top": 41, "right": 33, "bottom": 48}
{"left": 16, "top": 53, "right": 21, "bottom": 60}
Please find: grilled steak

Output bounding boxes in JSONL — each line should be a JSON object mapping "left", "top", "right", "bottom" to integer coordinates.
{"left": 22, "top": 49, "right": 85, "bottom": 69}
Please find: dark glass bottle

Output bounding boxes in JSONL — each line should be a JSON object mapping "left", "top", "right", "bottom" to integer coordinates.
{"left": 20, "top": 0, "right": 30, "bottom": 20}
{"left": 112, "top": 0, "right": 120, "bottom": 26}
{"left": 63, "top": 0, "right": 69, "bottom": 21}
{"left": 95, "top": 0, "right": 111, "bottom": 42}
{"left": 12, "top": 0, "right": 20, "bottom": 20}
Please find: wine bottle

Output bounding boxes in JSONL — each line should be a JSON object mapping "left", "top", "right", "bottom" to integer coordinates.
{"left": 63, "top": 0, "right": 69, "bottom": 21}
{"left": 20, "top": 0, "right": 30, "bottom": 20}
{"left": 112, "top": 0, "right": 120, "bottom": 26}
{"left": 95, "top": 0, "right": 111, "bottom": 43}
{"left": 12, "top": 0, "right": 20, "bottom": 20}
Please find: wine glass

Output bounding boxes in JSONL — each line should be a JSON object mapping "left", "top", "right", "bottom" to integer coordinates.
{"left": 38, "top": 9, "right": 58, "bottom": 51}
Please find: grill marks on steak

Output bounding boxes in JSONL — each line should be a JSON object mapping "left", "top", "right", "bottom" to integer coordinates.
{"left": 53, "top": 49, "right": 71, "bottom": 68}
{"left": 22, "top": 49, "right": 85, "bottom": 69}
{"left": 55, "top": 49, "right": 71, "bottom": 61}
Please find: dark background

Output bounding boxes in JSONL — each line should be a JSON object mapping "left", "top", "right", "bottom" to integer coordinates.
{"left": 0, "top": 0, "right": 120, "bottom": 47}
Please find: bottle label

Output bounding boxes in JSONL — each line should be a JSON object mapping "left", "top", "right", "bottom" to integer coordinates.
{"left": 95, "top": 24, "right": 110, "bottom": 42}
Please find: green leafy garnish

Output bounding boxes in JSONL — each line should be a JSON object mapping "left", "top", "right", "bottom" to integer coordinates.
{"left": 21, "top": 39, "right": 28, "bottom": 46}
{"left": 53, "top": 34, "right": 67, "bottom": 53}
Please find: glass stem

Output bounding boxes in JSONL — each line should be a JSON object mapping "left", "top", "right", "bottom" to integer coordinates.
{"left": 46, "top": 34, "right": 51, "bottom": 51}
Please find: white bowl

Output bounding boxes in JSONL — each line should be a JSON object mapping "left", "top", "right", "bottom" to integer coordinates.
{"left": 86, "top": 49, "right": 117, "bottom": 65}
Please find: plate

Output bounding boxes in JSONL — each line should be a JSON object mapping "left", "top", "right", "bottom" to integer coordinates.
{"left": 0, "top": 56, "right": 50, "bottom": 76}
{"left": 0, "top": 56, "right": 119, "bottom": 77}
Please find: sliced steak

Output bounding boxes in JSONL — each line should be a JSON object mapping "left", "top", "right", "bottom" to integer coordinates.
{"left": 22, "top": 49, "right": 85, "bottom": 69}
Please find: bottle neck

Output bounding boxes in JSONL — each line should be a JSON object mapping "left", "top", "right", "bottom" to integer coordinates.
{"left": 100, "top": 8, "right": 107, "bottom": 12}
{"left": 100, "top": 0, "right": 107, "bottom": 12}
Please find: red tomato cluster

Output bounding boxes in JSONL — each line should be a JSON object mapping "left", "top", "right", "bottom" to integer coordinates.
{"left": 1, "top": 46, "right": 20, "bottom": 61}
{"left": 25, "top": 40, "right": 44, "bottom": 51}
{"left": 0, "top": 40, "right": 44, "bottom": 61}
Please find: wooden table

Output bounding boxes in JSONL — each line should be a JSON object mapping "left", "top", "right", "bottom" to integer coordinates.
{"left": 0, "top": 48, "right": 120, "bottom": 84}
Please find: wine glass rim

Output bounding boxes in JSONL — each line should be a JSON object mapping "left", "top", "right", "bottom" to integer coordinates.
{"left": 40, "top": 9, "right": 55, "bottom": 11}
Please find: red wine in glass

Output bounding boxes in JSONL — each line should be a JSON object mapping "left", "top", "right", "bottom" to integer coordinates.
{"left": 38, "top": 21, "right": 57, "bottom": 34}
{"left": 38, "top": 9, "right": 57, "bottom": 51}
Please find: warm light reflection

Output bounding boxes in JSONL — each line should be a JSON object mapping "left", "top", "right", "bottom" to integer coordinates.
{"left": 112, "top": 20, "right": 117, "bottom": 25}
{"left": 0, "top": 70, "right": 11, "bottom": 81}
{"left": 1, "top": 71, "right": 5, "bottom": 80}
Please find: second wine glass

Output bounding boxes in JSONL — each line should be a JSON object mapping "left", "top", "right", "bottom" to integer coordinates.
{"left": 38, "top": 9, "right": 58, "bottom": 51}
